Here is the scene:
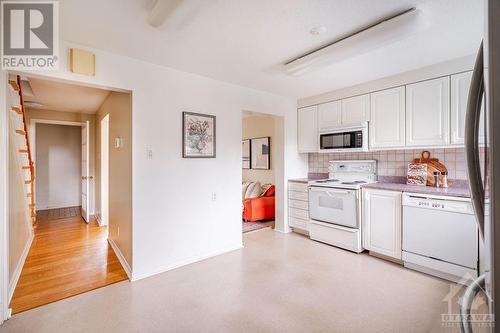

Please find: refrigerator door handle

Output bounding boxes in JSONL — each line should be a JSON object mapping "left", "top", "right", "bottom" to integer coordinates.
{"left": 460, "top": 274, "right": 487, "bottom": 333}
{"left": 465, "top": 42, "right": 485, "bottom": 238}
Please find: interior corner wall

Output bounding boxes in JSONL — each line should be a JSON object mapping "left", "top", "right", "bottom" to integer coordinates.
{"left": 35, "top": 124, "right": 81, "bottom": 209}
{"left": 26, "top": 109, "right": 96, "bottom": 214}
{"left": 242, "top": 115, "right": 275, "bottom": 185}
{"left": 95, "top": 91, "right": 132, "bottom": 269}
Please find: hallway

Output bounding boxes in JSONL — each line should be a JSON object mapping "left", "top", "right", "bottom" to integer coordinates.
{"left": 9, "top": 211, "right": 128, "bottom": 314}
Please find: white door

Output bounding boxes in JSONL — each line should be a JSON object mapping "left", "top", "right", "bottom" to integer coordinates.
{"left": 100, "top": 115, "right": 109, "bottom": 226}
{"left": 81, "top": 121, "right": 90, "bottom": 223}
{"left": 406, "top": 77, "right": 450, "bottom": 146}
{"left": 341, "top": 94, "right": 370, "bottom": 125}
{"left": 370, "top": 86, "right": 406, "bottom": 149}
{"left": 450, "top": 71, "right": 485, "bottom": 145}
{"left": 297, "top": 105, "right": 318, "bottom": 153}
{"left": 318, "top": 100, "right": 341, "bottom": 131}
{"left": 363, "top": 189, "right": 402, "bottom": 259}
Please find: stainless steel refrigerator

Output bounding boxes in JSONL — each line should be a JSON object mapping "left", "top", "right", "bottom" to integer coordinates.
{"left": 462, "top": 0, "right": 500, "bottom": 332}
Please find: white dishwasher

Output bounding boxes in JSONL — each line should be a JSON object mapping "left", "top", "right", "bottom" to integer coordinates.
{"left": 402, "top": 193, "right": 479, "bottom": 283}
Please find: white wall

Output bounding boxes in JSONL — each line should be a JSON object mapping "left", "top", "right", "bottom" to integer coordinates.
{"left": 242, "top": 115, "right": 275, "bottom": 185}
{"left": 35, "top": 124, "right": 81, "bottom": 209}
{"left": 10, "top": 40, "right": 307, "bottom": 281}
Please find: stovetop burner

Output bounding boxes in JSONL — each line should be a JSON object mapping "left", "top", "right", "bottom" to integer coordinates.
{"left": 340, "top": 180, "right": 368, "bottom": 185}
{"left": 315, "top": 179, "right": 339, "bottom": 183}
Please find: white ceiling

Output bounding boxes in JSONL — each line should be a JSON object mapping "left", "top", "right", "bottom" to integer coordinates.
{"left": 25, "top": 77, "right": 111, "bottom": 114}
{"left": 59, "top": 0, "right": 484, "bottom": 98}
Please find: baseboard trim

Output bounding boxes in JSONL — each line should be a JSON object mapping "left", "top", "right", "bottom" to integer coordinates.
{"left": 131, "top": 243, "right": 243, "bottom": 282}
{"left": 8, "top": 233, "right": 34, "bottom": 303}
{"left": 107, "top": 238, "right": 132, "bottom": 280}
{"left": 95, "top": 214, "right": 102, "bottom": 226}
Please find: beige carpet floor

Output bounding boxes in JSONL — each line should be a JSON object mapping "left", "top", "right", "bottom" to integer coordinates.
{"left": 1, "top": 230, "right": 485, "bottom": 333}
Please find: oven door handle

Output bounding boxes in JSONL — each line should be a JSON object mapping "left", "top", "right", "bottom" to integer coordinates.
{"left": 309, "top": 187, "right": 351, "bottom": 195}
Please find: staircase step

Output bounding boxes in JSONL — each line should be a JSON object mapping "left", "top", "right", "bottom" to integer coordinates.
{"left": 27, "top": 193, "right": 33, "bottom": 198}
{"left": 29, "top": 204, "right": 36, "bottom": 208}
{"left": 24, "top": 179, "right": 33, "bottom": 184}
{"left": 19, "top": 149, "right": 28, "bottom": 153}
{"left": 16, "top": 129, "right": 26, "bottom": 136}
{"left": 22, "top": 166, "right": 30, "bottom": 170}
{"left": 11, "top": 106, "right": 22, "bottom": 114}
{"left": 9, "top": 80, "right": 20, "bottom": 91}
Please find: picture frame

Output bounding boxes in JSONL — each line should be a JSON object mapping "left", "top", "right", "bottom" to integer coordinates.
{"left": 182, "top": 112, "right": 216, "bottom": 158}
{"left": 242, "top": 139, "right": 251, "bottom": 169}
{"left": 251, "top": 137, "right": 270, "bottom": 170}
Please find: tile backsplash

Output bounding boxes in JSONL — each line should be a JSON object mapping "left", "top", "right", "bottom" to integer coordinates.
{"left": 308, "top": 148, "right": 467, "bottom": 180}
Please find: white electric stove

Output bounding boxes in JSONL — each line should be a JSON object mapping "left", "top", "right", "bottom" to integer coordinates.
{"left": 308, "top": 160, "right": 377, "bottom": 253}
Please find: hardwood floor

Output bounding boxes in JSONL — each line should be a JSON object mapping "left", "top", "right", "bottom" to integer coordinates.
{"left": 9, "top": 213, "right": 128, "bottom": 314}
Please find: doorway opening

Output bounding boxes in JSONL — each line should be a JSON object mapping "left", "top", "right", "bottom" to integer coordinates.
{"left": 241, "top": 111, "right": 278, "bottom": 234}
{"left": 5, "top": 74, "right": 132, "bottom": 314}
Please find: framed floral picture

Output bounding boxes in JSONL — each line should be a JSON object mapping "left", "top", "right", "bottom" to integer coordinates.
{"left": 242, "top": 139, "right": 251, "bottom": 169}
{"left": 251, "top": 137, "right": 270, "bottom": 170}
{"left": 182, "top": 112, "right": 216, "bottom": 158}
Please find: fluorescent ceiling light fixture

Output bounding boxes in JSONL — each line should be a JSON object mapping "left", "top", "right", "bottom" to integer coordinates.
{"left": 148, "top": 0, "right": 184, "bottom": 27}
{"left": 283, "top": 8, "right": 428, "bottom": 76}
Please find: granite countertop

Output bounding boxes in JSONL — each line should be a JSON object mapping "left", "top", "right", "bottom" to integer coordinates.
{"left": 288, "top": 175, "right": 471, "bottom": 198}
{"left": 362, "top": 176, "right": 471, "bottom": 198}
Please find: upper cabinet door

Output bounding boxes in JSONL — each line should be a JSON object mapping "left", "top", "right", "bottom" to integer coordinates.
{"left": 451, "top": 71, "right": 485, "bottom": 145}
{"left": 370, "top": 86, "right": 406, "bottom": 149}
{"left": 406, "top": 77, "right": 450, "bottom": 147}
{"left": 318, "top": 100, "right": 342, "bottom": 131}
{"left": 341, "top": 94, "right": 370, "bottom": 125}
{"left": 297, "top": 105, "right": 318, "bottom": 153}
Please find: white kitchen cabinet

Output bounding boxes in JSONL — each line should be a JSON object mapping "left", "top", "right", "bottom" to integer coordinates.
{"left": 363, "top": 189, "right": 402, "bottom": 260}
{"left": 451, "top": 71, "right": 485, "bottom": 145}
{"left": 406, "top": 77, "right": 450, "bottom": 147}
{"left": 370, "top": 86, "right": 406, "bottom": 149}
{"left": 341, "top": 94, "right": 370, "bottom": 125}
{"left": 318, "top": 100, "right": 342, "bottom": 131}
{"left": 297, "top": 105, "right": 318, "bottom": 153}
{"left": 288, "top": 181, "right": 310, "bottom": 232}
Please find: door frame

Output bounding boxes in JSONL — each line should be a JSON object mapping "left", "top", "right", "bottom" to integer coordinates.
{"left": 29, "top": 119, "right": 87, "bottom": 214}
{"left": 100, "top": 114, "right": 110, "bottom": 226}
{"left": 1, "top": 72, "right": 134, "bottom": 323}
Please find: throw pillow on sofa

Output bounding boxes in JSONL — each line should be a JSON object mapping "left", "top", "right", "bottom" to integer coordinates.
{"left": 242, "top": 181, "right": 252, "bottom": 200}
{"left": 263, "top": 185, "right": 275, "bottom": 197}
{"left": 245, "top": 181, "right": 262, "bottom": 199}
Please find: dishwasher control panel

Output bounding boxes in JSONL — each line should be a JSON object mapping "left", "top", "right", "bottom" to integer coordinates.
{"left": 403, "top": 193, "right": 474, "bottom": 214}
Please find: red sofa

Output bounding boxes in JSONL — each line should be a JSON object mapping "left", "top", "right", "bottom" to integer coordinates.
{"left": 242, "top": 185, "right": 275, "bottom": 222}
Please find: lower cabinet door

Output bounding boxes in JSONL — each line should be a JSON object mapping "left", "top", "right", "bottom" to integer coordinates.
{"left": 363, "top": 189, "right": 402, "bottom": 259}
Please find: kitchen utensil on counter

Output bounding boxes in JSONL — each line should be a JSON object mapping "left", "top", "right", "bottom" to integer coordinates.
{"left": 407, "top": 163, "right": 428, "bottom": 186}
{"left": 412, "top": 151, "right": 448, "bottom": 186}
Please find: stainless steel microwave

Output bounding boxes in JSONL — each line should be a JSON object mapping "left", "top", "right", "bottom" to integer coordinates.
{"left": 319, "top": 123, "right": 368, "bottom": 152}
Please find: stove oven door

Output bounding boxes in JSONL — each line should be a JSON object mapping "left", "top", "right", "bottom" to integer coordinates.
{"left": 309, "top": 186, "right": 358, "bottom": 228}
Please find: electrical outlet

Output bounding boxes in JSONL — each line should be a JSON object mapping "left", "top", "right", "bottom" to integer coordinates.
{"left": 211, "top": 192, "right": 217, "bottom": 201}
{"left": 146, "top": 146, "right": 153, "bottom": 159}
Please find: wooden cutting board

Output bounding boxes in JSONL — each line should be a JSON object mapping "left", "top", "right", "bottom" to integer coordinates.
{"left": 412, "top": 151, "right": 448, "bottom": 186}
